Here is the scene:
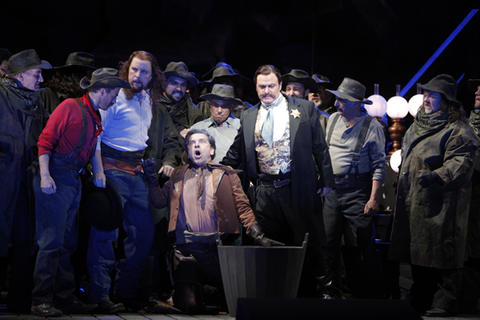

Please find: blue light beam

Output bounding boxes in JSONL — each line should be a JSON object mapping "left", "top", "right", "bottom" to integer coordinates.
{"left": 400, "top": 9, "right": 479, "bottom": 97}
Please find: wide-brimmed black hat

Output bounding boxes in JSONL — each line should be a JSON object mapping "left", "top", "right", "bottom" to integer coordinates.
{"left": 312, "top": 74, "right": 335, "bottom": 90}
{"left": 80, "top": 179, "right": 123, "bottom": 231}
{"left": 200, "top": 84, "right": 243, "bottom": 106}
{"left": 468, "top": 79, "right": 480, "bottom": 92}
{"left": 418, "top": 74, "right": 460, "bottom": 105}
{"left": 80, "top": 67, "right": 131, "bottom": 90}
{"left": 9, "top": 49, "right": 52, "bottom": 74}
{"left": 202, "top": 62, "right": 244, "bottom": 89}
{"left": 281, "top": 69, "right": 318, "bottom": 93}
{"left": 326, "top": 77, "right": 372, "bottom": 105}
{"left": 164, "top": 61, "right": 199, "bottom": 88}
{"left": 57, "top": 52, "right": 96, "bottom": 69}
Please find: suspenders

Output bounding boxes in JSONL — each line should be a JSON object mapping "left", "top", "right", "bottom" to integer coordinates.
{"left": 66, "top": 98, "right": 88, "bottom": 158}
{"left": 327, "top": 114, "right": 373, "bottom": 177}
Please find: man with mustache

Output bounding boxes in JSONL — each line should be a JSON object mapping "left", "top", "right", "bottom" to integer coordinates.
{"left": 321, "top": 78, "right": 386, "bottom": 300}
{"left": 160, "top": 61, "right": 203, "bottom": 143}
{"left": 86, "top": 51, "right": 181, "bottom": 313}
{"left": 31, "top": 68, "right": 130, "bottom": 317}
{"left": 0, "top": 49, "right": 52, "bottom": 312}
{"left": 222, "top": 64, "right": 335, "bottom": 298}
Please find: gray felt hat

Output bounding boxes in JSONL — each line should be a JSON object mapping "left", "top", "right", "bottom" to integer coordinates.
{"left": 326, "top": 77, "right": 372, "bottom": 105}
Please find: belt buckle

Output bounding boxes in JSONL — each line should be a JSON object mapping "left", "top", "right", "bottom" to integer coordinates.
{"left": 273, "top": 179, "right": 284, "bottom": 188}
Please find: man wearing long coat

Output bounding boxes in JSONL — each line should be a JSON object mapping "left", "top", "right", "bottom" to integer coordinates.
{"left": 389, "top": 74, "right": 477, "bottom": 317}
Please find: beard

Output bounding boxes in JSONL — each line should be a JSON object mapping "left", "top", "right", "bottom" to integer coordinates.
{"left": 130, "top": 80, "right": 146, "bottom": 93}
{"left": 166, "top": 90, "right": 184, "bottom": 102}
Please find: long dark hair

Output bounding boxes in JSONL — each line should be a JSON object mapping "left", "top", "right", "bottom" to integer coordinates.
{"left": 119, "top": 51, "right": 165, "bottom": 105}
{"left": 44, "top": 66, "right": 90, "bottom": 98}
{"left": 441, "top": 95, "right": 467, "bottom": 125}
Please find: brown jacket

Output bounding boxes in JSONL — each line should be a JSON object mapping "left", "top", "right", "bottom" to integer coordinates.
{"left": 149, "top": 163, "right": 257, "bottom": 235}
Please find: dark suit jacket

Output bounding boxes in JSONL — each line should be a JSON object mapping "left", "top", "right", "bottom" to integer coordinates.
{"left": 222, "top": 94, "right": 335, "bottom": 246}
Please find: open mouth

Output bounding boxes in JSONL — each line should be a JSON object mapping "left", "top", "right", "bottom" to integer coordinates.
{"left": 194, "top": 150, "right": 202, "bottom": 158}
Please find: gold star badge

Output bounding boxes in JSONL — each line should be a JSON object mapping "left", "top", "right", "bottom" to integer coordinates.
{"left": 290, "top": 109, "right": 301, "bottom": 118}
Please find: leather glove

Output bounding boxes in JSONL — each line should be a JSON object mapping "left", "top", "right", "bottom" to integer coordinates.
{"left": 142, "top": 158, "right": 158, "bottom": 186}
{"left": 417, "top": 169, "right": 441, "bottom": 188}
{"left": 248, "top": 223, "right": 285, "bottom": 248}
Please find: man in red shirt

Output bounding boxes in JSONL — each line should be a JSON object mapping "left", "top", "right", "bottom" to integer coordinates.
{"left": 31, "top": 68, "right": 130, "bottom": 317}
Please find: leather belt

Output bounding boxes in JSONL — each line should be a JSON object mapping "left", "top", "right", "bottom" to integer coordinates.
{"left": 333, "top": 172, "right": 371, "bottom": 180}
{"left": 103, "top": 157, "right": 143, "bottom": 175}
{"left": 257, "top": 178, "right": 291, "bottom": 188}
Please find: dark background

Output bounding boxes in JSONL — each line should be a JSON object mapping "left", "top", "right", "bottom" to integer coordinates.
{"left": 2, "top": 0, "right": 480, "bottom": 110}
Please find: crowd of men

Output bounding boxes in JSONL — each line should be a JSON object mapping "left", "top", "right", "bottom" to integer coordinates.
{"left": 0, "top": 47, "right": 479, "bottom": 318}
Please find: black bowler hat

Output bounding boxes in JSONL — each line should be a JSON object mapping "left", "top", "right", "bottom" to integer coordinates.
{"left": 80, "top": 179, "right": 123, "bottom": 231}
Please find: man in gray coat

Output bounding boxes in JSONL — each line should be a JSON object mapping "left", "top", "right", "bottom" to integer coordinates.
{"left": 389, "top": 74, "right": 477, "bottom": 317}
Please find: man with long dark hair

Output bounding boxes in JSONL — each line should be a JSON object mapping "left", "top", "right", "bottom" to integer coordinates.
{"left": 86, "top": 51, "right": 180, "bottom": 313}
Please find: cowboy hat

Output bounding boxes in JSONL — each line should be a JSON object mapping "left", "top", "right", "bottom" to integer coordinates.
{"left": 468, "top": 79, "right": 480, "bottom": 92}
{"left": 57, "top": 52, "right": 96, "bottom": 69}
{"left": 326, "top": 77, "right": 372, "bottom": 105}
{"left": 80, "top": 179, "right": 123, "bottom": 231}
{"left": 80, "top": 67, "right": 131, "bottom": 90}
{"left": 312, "top": 74, "right": 335, "bottom": 90}
{"left": 202, "top": 62, "right": 244, "bottom": 89}
{"left": 9, "top": 49, "right": 52, "bottom": 74}
{"left": 418, "top": 74, "right": 461, "bottom": 105}
{"left": 281, "top": 69, "right": 318, "bottom": 93}
{"left": 164, "top": 61, "right": 199, "bottom": 88}
{"left": 200, "top": 84, "right": 243, "bottom": 106}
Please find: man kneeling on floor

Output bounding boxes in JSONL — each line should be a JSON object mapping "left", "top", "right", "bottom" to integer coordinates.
{"left": 142, "top": 129, "right": 283, "bottom": 314}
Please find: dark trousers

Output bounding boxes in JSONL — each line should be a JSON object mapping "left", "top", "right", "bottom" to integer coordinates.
{"left": 6, "top": 178, "right": 36, "bottom": 311}
{"left": 172, "top": 242, "right": 225, "bottom": 314}
{"left": 255, "top": 182, "right": 326, "bottom": 298}
{"left": 323, "top": 176, "right": 384, "bottom": 298}
{"left": 410, "top": 265, "right": 462, "bottom": 313}
{"left": 87, "top": 170, "right": 154, "bottom": 303}
{"left": 32, "top": 163, "right": 82, "bottom": 307}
